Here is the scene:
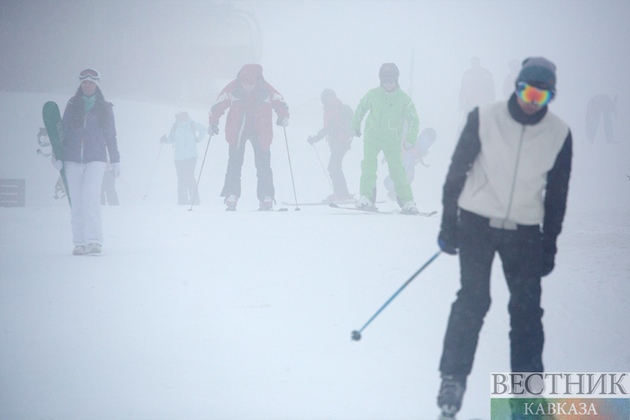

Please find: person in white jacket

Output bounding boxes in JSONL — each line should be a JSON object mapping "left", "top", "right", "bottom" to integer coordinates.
{"left": 435, "top": 57, "right": 572, "bottom": 419}
{"left": 160, "top": 111, "right": 206, "bottom": 205}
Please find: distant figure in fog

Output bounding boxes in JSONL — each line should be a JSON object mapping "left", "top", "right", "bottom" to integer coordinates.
{"left": 383, "top": 127, "right": 437, "bottom": 201}
{"left": 502, "top": 59, "right": 521, "bottom": 99}
{"left": 585, "top": 94, "right": 617, "bottom": 143}
{"left": 160, "top": 111, "right": 206, "bottom": 205}
{"left": 459, "top": 57, "right": 495, "bottom": 130}
{"left": 307, "top": 89, "right": 354, "bottom": 204}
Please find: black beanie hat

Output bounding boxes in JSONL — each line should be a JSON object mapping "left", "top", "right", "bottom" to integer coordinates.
{"left": 516, "top": 57, "right": 557, "bottom": 93}
{"left": 379, "top": 63, "right": 399, "bottom": 82}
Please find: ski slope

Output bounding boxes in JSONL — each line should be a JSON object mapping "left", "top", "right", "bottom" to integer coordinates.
{"left": 1, "top": 89, "right": 629, "bottom": 420}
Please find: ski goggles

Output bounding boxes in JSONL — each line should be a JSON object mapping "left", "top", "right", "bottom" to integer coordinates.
{"left": 79, "top": 68, "right": 100, "bottom": 83}
{"left": 516, "top": 82, "right": 552, "bottom": 106}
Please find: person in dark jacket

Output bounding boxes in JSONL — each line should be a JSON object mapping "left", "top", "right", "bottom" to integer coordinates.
{"left": 55, "top": 68, "right": 121, "bottom": 255}
{"left": 435, "top": 57, "right": 572, "bottom": 418}
{"left": 209, "top": 64, "right": 289, "bottom": 211}
{"left": 307, "top": 89, "right": 353, "bottom": 204}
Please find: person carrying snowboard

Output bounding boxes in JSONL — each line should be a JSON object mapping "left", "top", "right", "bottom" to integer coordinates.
{"left": 160, "top": 111, "right": 206, "bottom": 205}
{"left": 435, "top": 57, "right": 573, "bottom": 419}
{"left": 52, "top": 68, "right": 121, "bottom": 255}
{"left": 208, "top": 64, "right": 289, "bottom": 211}
{"left": 383, "top": 127, "right": 436, "bottom": 201}
{"left": 351, "top": 63, "right": 420, "bottom": 214}
{"left": 307, "top": 89, "right": 354, "bottom": 204}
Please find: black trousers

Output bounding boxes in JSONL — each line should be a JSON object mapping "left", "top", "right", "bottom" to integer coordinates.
{"left": 221, "top": 134, "right": 274, "bottom": 201}
{"left": 439, "top": 209, "right": 544, "bottom": 376}
{"left": 328, "top": 141, "right": 350, "bottom": 198}
{"left": 175, "top": 157, "right": 199, "bottom": 205}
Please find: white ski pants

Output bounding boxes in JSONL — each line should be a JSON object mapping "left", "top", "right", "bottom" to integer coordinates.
{"left": 64, "top": 161, "right": 107, "bottom": 246}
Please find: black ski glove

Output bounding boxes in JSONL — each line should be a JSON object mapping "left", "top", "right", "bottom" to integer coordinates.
{"left": 208, "top": 124, "right": 219, "bottom": 136}
{"left": 437, "top": 215, "right": 458, "bottom": 255}
{"left": 541, "top": 236, "right": 557, "bottom": 276}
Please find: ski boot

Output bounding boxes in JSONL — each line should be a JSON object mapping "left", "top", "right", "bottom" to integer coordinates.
{"left": 437, "top": 374, "right": 466, "bottom": 419}
{"left": 225, "top": 195, "right": 238, "bottom": 211}
{"left": 401, "top": 200, "right": 420, "bottom": 215}
{"left": 355, "top": 196, "right": 376, "bottom": 211}
{"left": 259, "top": 196, "right": 273, "bottom": 211}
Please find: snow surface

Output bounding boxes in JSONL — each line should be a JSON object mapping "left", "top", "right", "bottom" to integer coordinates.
{"left": 1, "top": 85, "right": 629, "bottom": 420}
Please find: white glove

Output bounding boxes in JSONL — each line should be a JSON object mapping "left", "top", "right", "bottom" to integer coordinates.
{"left": 277, "top": 117, "right": 289, "bottom": 127}
{"left": 403, "top": 141, "right": 414, "bottom": 151}
{"left": 111, "top": 162, "right": 121, "bottom": 179}
{"left": 51, "top": 156, "right": 63, "bottom": 171}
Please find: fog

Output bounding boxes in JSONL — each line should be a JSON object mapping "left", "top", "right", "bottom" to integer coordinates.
{"left": 1, "top": 1, "right": 629, "bottom": 419}
{"left": 1, "top": 0, "right": 629, "bottom": 208}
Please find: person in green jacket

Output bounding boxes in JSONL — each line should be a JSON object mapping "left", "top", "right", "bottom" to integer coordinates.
{"left": 351, "top": 63, "right": 420, "bottom": 214}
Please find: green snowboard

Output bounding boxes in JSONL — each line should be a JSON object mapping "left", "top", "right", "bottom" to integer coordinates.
{"left": 42, "top": 101, "right": 71, "bottom": 205}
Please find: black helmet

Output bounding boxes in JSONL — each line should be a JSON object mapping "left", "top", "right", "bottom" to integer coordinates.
{"left": 379, "top": 63, "right": 399, "bottom": 83}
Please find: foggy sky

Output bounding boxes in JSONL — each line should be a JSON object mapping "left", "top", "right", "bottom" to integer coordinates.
{"left": 2, "top": 0, "right": 628, "bottom": 145}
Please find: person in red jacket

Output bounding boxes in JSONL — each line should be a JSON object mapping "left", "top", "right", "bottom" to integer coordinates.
{"left": 307, "top": 89, "right": 354, "bottom": 204}
{"left": 209, "top": 64, "right": 290, "bottom": 211}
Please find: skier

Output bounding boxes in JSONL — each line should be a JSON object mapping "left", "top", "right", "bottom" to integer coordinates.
{"left": 160, "top": 111, "right": 206, "bottom": 205}
{"left": 351, "top": 63, "right": 420, "bottom": 214}
{"left": 458, "top": 57, "right": 495, "bottom": 130}
{"left": 52, "top": 68, "right": 121, "bottom": 255}
{"left": 383, "top": 127, "right": 436, "bottom": 201}
{"left": 435, "top": 57, "right": 572, "bottom": 418}
{"left": 585, "top": 94, "right": 617, "bottom": 143}
{"left": 307, "top": 89, "right": 354, "bottom": 204}
{"left": 208, "top": 64, "right": 289, "bottom": 211}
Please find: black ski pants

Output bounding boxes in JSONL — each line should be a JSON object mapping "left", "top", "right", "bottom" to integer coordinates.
{"left": 175, "top": 157, "right": 199, "bottom": 205}
{"left": 439, "top": 209, "right": 544, "bottom": 376}
{"left": 328, "top": 141, "right": 350, "bottom": 198}
{"left": 221, "top": 134, "right": 274, "bottom": 201}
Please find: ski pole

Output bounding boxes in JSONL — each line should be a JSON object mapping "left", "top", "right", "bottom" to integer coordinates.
{"left": 311, "top": 143, "right": 335, "bottom": 194}
{"left": 143, "top": 142, "right": 163, "bottom": 201}
{"left": 351, "top": 250, "right": 442, "bottom": 341}
{"left": 188, "top": 133, "right": 213, "bottom": 212}
{"left": 283, "top": 126, "right": 300, "bottom": 211}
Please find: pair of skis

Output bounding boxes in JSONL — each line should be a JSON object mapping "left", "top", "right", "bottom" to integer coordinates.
{"left": 329, "top": 203, "right": 437, "bottom": 217}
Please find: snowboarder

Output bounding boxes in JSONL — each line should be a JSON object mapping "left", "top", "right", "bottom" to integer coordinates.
{"left": 585, "top": 94, "right": 617, "bottom": 143}
{"left": 351, "top": 63, "right": 420, "bottom": 214}
{"left": 458, "top": 57, "right": 495, "bottom": 130}
{"left": 307, "top": 89, "right": 354, "bottom": 204}
{"left": 208, "top": 64, "right": 290, "bottom": 211}
{"left": 52, "top": 68, "right": 121, "bottom": 255}
{"left": 383, "top": 127, "right": 436, "bottom": 201}
{"left": 436, "top": 57, "right": 572, "bottom": 418}
{"left": 160, "top": 111, "right": 206, "bottom": 205}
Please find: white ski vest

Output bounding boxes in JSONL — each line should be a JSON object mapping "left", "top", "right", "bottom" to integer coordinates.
{"left": 458, "top": 102, "right": 569, "bottom": 226}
